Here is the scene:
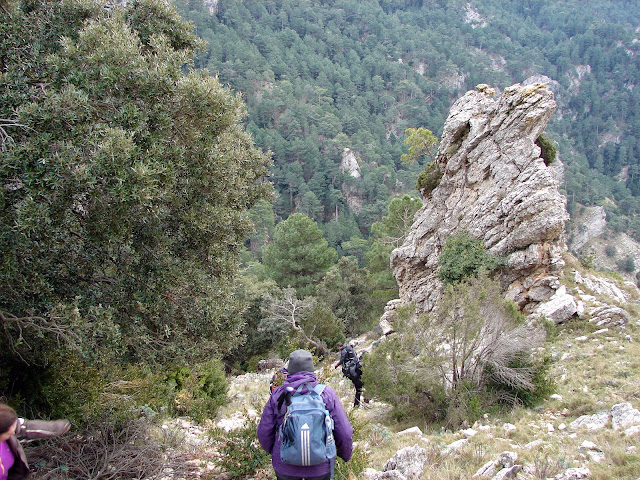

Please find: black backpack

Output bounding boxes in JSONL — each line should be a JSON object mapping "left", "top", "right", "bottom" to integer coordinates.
{"left": 341, "top": 345, "right": 362, "bottom": 380}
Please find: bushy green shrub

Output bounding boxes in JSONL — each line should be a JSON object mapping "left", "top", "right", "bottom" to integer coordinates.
{"left": 301, "top": 304, "right": 345, "bottom": 351}
{"left": 363, "top": 334, "right": 448, "bottom": 423}
{"left": 416, "top": 162, "right": 442, "bottom": 197}
{"left": 617, "top": 255, "right": 635, "bottom": 273}
{"left": 535, "top": 134, "right": 557, "bottom": 166}
{"left": 165, "top": 359, "right": 228, "bottom": 422}
{"left": 362, "top": 305, "right": 449, "bottom": 423}
{"left": 486, "top": 354, "right": 555, "bottom": 408}
{"left": 4, "top": 349, "right": 105, "bottom": 426}
{"left": 334, "top": 409, "right": 368, "bottom": 480}
{"left": 363, "top": 275, "right": 550, "bottom": 428}
{"left": 437, "top": 232, "right": 503, "bottom": 285}
{"left": 210, "top": 417, "right": 271, "bottom": 479}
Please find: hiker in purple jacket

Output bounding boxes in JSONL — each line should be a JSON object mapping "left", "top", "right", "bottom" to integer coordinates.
{"left": 257, "top": 350, "right": 354, "bottom": 480}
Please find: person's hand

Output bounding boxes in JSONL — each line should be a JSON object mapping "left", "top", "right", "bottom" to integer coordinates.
{"left": 334, "top": 363, "right": 339, "bottom": 369}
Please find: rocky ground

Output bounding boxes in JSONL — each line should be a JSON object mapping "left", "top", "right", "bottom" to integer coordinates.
{"left": 163, "top": 312, "right": 640, "bottom": 480}
{"left": 162, "top": 277, "right": 640, "bottom": 480}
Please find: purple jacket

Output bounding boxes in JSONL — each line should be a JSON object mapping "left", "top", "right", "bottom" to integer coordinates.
{"left": 257, "top": 371, "right": 354, "bottom": 477}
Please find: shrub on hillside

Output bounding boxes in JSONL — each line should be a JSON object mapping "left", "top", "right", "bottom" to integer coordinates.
{"left": 437, "top": 232, "right": 503, "bottom": 286}
{"left": 165, "top": 359, "right": 228, "bottom": 422}
{"left": 363, "top": 274, "right": 549, "bottom": 428}
{"left": 210, "top": 417, "right": 271, "bottom": 479}
{"left": 416, "top": 162, "right": 442, "bottom": 197}
{"left": 617, "top": 255, "right": 635, "bottom": 273}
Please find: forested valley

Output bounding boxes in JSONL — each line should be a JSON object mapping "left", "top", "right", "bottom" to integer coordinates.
{"left": 2, "top": 0, "right": 640, "bottom": 478}
{"left": 176, "top": 0, "right": 640, "bottom": 238}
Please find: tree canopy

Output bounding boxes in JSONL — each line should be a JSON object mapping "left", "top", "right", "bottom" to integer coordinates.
{"left": 0, "top": 0, "right": 272, "bottom": 376}
{"left": 174, "top": 0, "right": 640, "bottom": 243}
{"left": 262, "top": 213, "right": 338, "bottom": 296}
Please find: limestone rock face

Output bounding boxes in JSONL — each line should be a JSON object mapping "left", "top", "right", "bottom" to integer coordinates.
{"left": 391, "top": 83, "right": 569, "bottom": 314}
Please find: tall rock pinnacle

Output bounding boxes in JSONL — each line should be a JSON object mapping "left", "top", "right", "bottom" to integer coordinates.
{"left": 390, "top": 83, "right": 569, "bottom": 315}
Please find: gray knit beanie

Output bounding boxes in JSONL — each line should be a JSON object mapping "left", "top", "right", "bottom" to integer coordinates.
{"left": 287, "top": 349, "right": 314, "bottom": 374}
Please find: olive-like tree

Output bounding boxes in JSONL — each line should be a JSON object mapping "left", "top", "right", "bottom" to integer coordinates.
{"left": 0, "top": 0, "right": 272, "bottom": 372}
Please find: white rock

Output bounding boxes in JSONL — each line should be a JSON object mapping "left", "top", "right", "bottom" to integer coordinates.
{"left": 472, "top": 460, "right": 497, "bottom": 478}
{"left": 531, "top": 286, "right": 578, "bottom": 324}
{"left": 503, "top": 423, "right": 517, "bottom": 432}
{"left": 499, "top": 451, "right": 518, "bottom": 468}
{"left": 625, "top": 425, "right": 640, "bottom": 436}
{"left": 553, "top": 467, "right": 591, "bottom": 479}
{"left": 579, "top": 440, "right": 599, "bottom": 450}
{"left": 611, "top": 402, "right": 640, "bottom": 430}
{"left": 388, "top": 83, "right": 567, "bottom": 317}
{"left": 398, "top": 426, "right": 423, "bottom": 437}
{"left": 524, "top": 439, "right": 544, "bottom": 449}
{"left": 442, "top": 438, "right": 469, "bottom": 455}
{"left": 574, "top": 270, "right": 628, "bottom": 304}
{"left": 570, "top": 411, "right": 609, "bottom": 431}
{"left": 383, "top": 445, "right": 429, "bottom": 480}
{"left": 494, "top": 465, "right": 522, "bottom": 480}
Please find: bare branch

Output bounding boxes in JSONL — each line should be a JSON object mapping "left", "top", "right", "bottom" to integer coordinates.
{"left": 25, "top": 418, "right": 193, "bottom": 480}
{"left": 0, "top": 118, "right": 30, "bottom": 151}
{"left": 261, "top": 287, "right": 329, "bottom": 357}
{"left": 0, "top": 310, "right": 84, "bottom": 364}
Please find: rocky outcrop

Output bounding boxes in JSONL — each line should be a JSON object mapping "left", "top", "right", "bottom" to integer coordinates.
{"left": 390, "top": 83, "right": 569, "bottom": 315}
{"left": 341, "top": 147, "right": 361, "bottom": 179}
{"left": 340, "top": 147, "right": 364, "bottom": 215}
{"left": 569, "top": 206, "right": 607, "bottom": 251}
{"left": 570, "top": 402, "right": 640, "bottom": 433}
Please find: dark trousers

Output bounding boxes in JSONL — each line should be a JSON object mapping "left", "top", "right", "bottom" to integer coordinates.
{"left": 276, "top": 473, "right": 332, "bottom": 480}
{"left": 351, "top": 376, "right": 364, "bottom": 406}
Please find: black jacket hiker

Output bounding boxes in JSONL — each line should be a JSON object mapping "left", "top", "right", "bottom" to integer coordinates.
{"left": 335, "top": 343, "right": 364, "bottom": 407}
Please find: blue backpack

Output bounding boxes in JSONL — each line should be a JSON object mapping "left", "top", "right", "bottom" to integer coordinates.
{"left": 278, "top": 383, "right": 337, "bottom": 474}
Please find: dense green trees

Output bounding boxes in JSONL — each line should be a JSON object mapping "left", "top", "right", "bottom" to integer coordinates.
{"left": 0, "top": 0, "right": 271, "bottom": 418}
{"left": 174, "top": 0, "right": 640, "bottom": 244}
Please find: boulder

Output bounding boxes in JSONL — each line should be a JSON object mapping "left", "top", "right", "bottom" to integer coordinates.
{"left": 530, "top": 285, "right": 578, "bottom": 324}
{"left": 553, "top": 467, "right": 591, "bottom": 480}
{"left": 573, "top": 270, "right": 629, "bottom": 304}
{"left": 611, "top": 402, "right": 640, "bottom": 431}
{"left": 569, "top": 411, "right": 609, "bottom": 431}
{"left": 587, "top": 305, "right": 630, "bottom": 327}
{"left": 382, "top": 445, "right": 429, "bottom": 480}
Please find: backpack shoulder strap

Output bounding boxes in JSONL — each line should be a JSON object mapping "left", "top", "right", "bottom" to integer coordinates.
{"left": 312, "top": 383, "right": 326, "bottom": 396}
{"left": 277, "top": 387, "right": 293, "bottom": 412}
